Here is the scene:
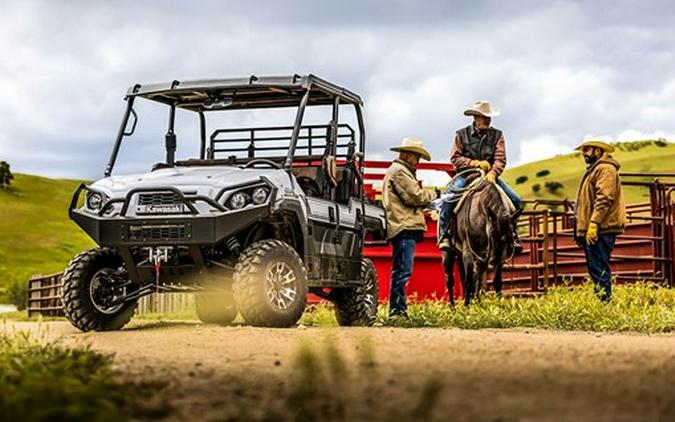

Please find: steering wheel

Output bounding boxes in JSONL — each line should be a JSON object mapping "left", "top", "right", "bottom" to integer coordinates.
{"left": 243, "top": 159, "right": 282, "bottom": 169}
{"left": 448, "top": 168, "right": 485, "bottom": 193}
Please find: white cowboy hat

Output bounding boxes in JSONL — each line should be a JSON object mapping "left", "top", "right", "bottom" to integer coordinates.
{"left": 390, "top": 137, "right": 432, "bottom": 161}
{"left": 464, "top": 100, "right": 501, "bottom": 118}
{"left": 575, "top": 137, "right": 615, "bottom": 153}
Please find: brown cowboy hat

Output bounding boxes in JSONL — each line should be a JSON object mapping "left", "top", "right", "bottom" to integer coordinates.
{"left": 390, "top": 137, "right": 432, "bottom": 161}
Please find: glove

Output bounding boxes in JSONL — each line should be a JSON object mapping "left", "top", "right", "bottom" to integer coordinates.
{"left": 586, "top": 222, "right": 598, "bottom": 245}
{"left": 474, "top": 160, "right": 491, "bottom": 172}
{"left": 486, "top": 172, "right": 497, "bottom": 184}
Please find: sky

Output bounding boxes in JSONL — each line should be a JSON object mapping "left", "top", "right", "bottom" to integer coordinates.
{"left": 1, "top": 0, "right": 674, "bottom": 179}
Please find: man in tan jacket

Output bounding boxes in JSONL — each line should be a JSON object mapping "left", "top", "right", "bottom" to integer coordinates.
{"left": 574, "top": 138, "right": 626, "bottom": 302}
{"left": 383, "top": 138, "right": 439, "bottom": 317}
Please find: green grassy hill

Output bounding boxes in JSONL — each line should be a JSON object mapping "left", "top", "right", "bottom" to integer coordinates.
{"left": 502, "top": 140, "right": 675, "bottom": 204}
{"left": 0, "top": 174, "right": 94, "bottom": 294}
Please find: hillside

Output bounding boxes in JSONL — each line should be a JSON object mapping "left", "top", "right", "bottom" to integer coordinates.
{"left": 502, "top": 140, "right": 675, "bottom": 204}
{"left": 0, "top": 174, "right": 94, "bottom": 293}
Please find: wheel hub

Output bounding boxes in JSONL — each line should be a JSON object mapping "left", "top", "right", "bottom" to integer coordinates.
{"left": 89, "top": 268, "right": 127, "bottom": 314}
{"left": 266, "top": 262, "right": 297, "bottom": 310}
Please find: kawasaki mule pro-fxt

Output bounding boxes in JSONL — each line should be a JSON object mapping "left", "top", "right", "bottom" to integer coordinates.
{"left": 64, "top": 75, "right": 386, "bottom": 331}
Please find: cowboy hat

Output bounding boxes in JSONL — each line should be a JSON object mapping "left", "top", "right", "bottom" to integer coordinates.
{"left": 575, "top": 137, "right": 615, "bottom": 153}
{"left": 390, "top": 137, "right": 432, "bottom": 161}
{"left": 463, "top": 100, "right": 501, "bottom": 118}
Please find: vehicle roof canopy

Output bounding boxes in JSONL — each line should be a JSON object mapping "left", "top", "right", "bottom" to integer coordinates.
{"left": 126, "top": 74, "right": 363, "bottom": 112}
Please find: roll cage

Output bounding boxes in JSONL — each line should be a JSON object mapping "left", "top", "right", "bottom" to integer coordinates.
{"left": 104, "top": 74, "right": 366, "bottom": 187}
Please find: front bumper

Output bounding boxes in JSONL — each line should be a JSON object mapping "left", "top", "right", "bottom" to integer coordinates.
{"left": 69, "top": 182, "right": 274, "bottom": 246}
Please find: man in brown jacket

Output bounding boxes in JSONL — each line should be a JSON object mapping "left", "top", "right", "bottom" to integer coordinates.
{"left": 574, "top": 138, "right": 626, "bottom": 302}
{"left": 383, "top": 138, "right": 439, "bottom": 317}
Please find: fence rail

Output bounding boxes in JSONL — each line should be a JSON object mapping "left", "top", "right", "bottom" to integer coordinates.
{"left": 27, "top": 273, "right": 195, "bottom": 318}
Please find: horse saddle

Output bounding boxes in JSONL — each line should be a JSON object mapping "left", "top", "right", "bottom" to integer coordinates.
{"left": 454, "top": 177, "right": 516, "bottom": 215}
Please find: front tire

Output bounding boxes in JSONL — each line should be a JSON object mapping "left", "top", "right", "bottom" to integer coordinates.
{"left": 233, "top": 240, "right": 308, "bottom": 327}
{"left": 61, "top": 248, "right": 138, "bottom": 332}
{"left": 195, "top": 289, "right": 238, "bottom": 324}
{"left": 333, "top": 258, "right": 379, "bottom": 326}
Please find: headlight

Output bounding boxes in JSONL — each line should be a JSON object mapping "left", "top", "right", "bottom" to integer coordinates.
{"left": 86, "top": 192, "right": 104, "bottom": 210}
{"left": 228, "top": 192, "right": 250, "bottom": 210}
{"left": 251, "top": 187, "right": 269, "bottom": 204}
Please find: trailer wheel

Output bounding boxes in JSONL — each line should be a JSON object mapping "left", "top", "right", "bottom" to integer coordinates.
{"left": 195, "top": 289, "right": 238, "bottom": 324}
{"left": 233, "top": 240, "right": 308, "bottom": 327}
{"left": 333, "top": 258, "right": 379, "bottom": 326}
{"left": 61, "top": 248, "right": 138, "bottom": 332}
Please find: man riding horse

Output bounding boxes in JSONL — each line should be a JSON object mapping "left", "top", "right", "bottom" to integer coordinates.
{"left": 438, "top": 101, "right": 523, "bottom": 304}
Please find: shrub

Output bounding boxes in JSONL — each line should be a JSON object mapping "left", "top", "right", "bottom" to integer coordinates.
{"left": 532, "top": 183, "right": 541, "bottom": 193}
{"left": 655, "top": 138, "right": 668, "bottom": 147}
{"left": 0, "top": 161, "right": 13, "bottom": 188}
{"left": 7, "top": 280, "right": 28, "bottom": 311}
{"left": 535, "top": 169, "right": 550, "bottom": 178}
{"left": 545, "top": 181, "right": 564, "bottom": 194}
{"left": 515, "top": 175, "right": 528, "bottom": 185}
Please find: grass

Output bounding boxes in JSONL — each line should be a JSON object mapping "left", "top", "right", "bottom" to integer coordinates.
{"left": 300, "top": 282, "right": 675, "bottom": 333}
{"left": 0, "top": 329, "right": 170, "bottom": 421}
{"left": 501, "top": 140, "right": 675, "bottom": 205}
{"left": 0, "top": 173, "right": 94, "bottom": 297}
{"left": 5, "top": 282, "right": 674, "bottom": 334}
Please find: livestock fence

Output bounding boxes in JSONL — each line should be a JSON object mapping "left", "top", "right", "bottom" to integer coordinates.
{"left": 27, "top": 272, "right": 194, "bottom": 318}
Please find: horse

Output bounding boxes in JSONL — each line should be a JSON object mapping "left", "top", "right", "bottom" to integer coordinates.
{"left": 444, "top": 175, "right": 515, "bottom": 305}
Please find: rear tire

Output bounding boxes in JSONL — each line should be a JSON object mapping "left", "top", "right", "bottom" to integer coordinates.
{"left": 332, "top": 258, "right": 378, "bottom": 326}
{"left": 195, "top": 289, "right": 238, "bottom": 324}
{"left": 333, "top": 258, "right": 379, "bottom": 326}
{"left": 61, "top": 248, "right": 138, "bottom": 332}
{"left": 233, "top": 240, "right": 308, "bottom": 327}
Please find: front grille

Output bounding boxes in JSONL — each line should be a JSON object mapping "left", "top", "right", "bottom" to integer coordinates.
{"left": 138, "top": 192, "right": 182, "bottom": 206}
{"left": 128, "top": 224, "right": 189, "bottom": 241}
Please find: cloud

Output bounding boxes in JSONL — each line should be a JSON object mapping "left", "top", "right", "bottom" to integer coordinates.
{"left": 518, "top": 134, "right": 571, "bottom": 164}
{"left": 1, "top": 1, "right": 675, "bottom": 179}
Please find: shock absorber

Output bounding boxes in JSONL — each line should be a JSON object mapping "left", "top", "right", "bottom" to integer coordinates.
{"left": 225, "top": 236, "right": 241, "bottom": 255}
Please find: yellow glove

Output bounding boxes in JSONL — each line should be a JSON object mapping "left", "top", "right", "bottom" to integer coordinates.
{"left": 486, "top": 172, "right": 497, "bottom": 184}
{"left": 586, "top": 222, "right": 598, "bottom": 245}
{"left": 474, "top": 160, "right": 491, "bottom": 172}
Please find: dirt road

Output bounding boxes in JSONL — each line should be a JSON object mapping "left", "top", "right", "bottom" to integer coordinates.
{"left": 5, "top": 320, "right": 675, "bottom": 421}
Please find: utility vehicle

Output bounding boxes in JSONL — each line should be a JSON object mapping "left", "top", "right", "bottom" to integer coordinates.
{"left": 63, "top": 74, "right": 386, "bottom": 331}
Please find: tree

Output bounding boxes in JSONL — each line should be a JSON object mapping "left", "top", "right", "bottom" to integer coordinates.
{"left": 532, "top": 183, "right": 541, "bottom": 193}
{"left": 515, "top": 175, "right": 528, "bottom": 185}
{"left": 0, "top": 161, "right": 13, "bottom": 188}
{"left": 535, "top": 169, "right": 550, "bottom": 178}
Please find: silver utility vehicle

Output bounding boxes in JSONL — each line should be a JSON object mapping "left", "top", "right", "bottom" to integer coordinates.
{"left": 63, "top": 75, "right": 386, "bottom": 331}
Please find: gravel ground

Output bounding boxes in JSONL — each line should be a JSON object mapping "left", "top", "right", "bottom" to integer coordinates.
{"left": 4, "top": 320, "right": 675, "bottom": 422}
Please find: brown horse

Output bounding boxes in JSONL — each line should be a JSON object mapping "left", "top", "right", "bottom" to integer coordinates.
{"left": 449, "top": 180, "right": 515, "bottom": 305}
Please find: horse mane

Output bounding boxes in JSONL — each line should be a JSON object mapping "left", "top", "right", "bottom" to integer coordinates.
{"left": 479, "top": 183, "right": 512, "bottom": 234}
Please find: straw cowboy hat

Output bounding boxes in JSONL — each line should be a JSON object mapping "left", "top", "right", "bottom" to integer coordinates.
{"left": 575, "top": 137, "right": 615, "bottom": 153}
{"left": 463, "top": 100, "right": 501, "bottom": 118}
{"left": 390, "top": 137, "right": 432, "bottom": 161}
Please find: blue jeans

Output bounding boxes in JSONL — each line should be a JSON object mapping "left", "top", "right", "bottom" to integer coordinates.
{"left": 439, "top": 175, "right": 522, "bottom": 237}
{"left": 580, "top": 233, "right": 616, "bottom": 302}
{"left": 390, "top": 234, "right": 417, "bottom": 315}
